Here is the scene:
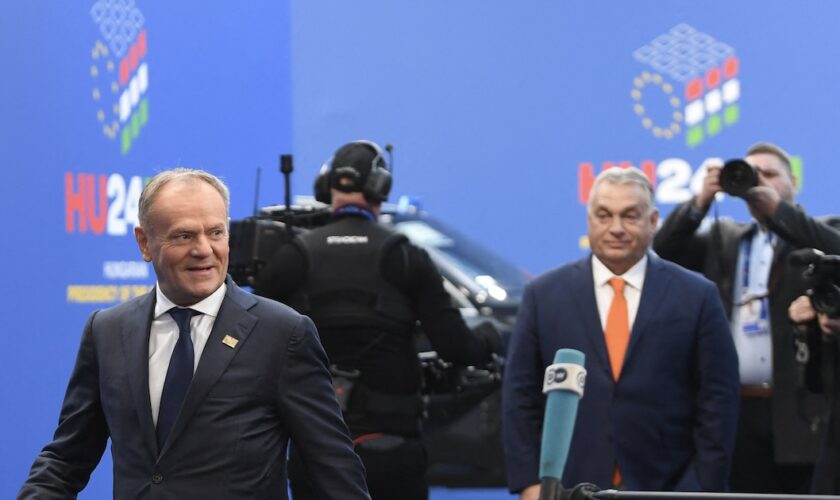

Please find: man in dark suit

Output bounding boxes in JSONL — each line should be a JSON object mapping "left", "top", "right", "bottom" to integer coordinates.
{"left": 18, "top": 168, "right": 370, "bottom": 499}
{"left": 653, "top": 142, "right": 840, "bottom": 493}
{"left": 503, "top": 167, "right": 740, "bottom": 499}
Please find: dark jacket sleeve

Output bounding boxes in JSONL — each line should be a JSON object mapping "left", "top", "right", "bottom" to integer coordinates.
{"left": 684, "top": 281, "right": 741, "bottom": 491}
{"left": 500, "top": 282, "right": 544, "bottom": 493}
{"left": 768, "top": 201, "right": 840, "bottom": 254}
{"left": 653, "top": 198, "right": 710, "bottom": 272}
{"left": 383, "top": 241, "right": 498, "bottom": 366}
{"left": 18, "top": 313, "right": 110, "bottom": 499}
{"left": 276, "top": 314, "right": 371, "bottom": 499}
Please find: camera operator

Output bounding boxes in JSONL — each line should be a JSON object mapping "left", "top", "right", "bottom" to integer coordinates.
{"left": 789, "top": 293, "right": 839, "bottom": 494}
{"left": 253, "top": 140, "right": 501, "bottom": 500}
{"left": 653, "top": 142, "right": 840, "bottom": 493}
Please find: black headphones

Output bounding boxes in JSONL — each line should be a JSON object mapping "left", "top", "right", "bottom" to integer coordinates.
{"left": 314, "top": 140, "right": 392, "bottom": 204}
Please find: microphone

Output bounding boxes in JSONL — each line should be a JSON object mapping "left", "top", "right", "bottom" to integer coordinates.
{"left": 539, "top": 349, "right": 587, "bottom": 500}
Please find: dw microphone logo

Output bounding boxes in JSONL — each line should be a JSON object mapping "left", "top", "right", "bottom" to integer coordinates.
{"left": 546, "top": 366, "right": 568, "bottom": 385}
{"left": 630, "top": 23, "right": 741, "bottom": 148}
{"left": 89, "top": 0, "right": 149, "bottom": 155}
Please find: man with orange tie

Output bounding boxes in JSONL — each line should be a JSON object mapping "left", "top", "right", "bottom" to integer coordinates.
{"left": 502, "top": 167, "right": 740, "bottom": 499}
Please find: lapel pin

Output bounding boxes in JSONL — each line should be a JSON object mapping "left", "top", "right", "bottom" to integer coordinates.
{"left": 222, "top": 335, "right": 239, "bottom": 349}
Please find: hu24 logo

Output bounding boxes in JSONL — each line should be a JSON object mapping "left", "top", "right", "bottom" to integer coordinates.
{"left": 578, "top": 156, "right": 803, "bottom": 206}
{"left": 65, "top": 172, "right": 148, "bottom": 235}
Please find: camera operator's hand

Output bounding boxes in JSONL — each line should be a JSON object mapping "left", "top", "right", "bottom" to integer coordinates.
{"left": 519, "top": 484, "right": 540, "bottom": 500}
{"left": 789, "top": 295, "right": 817, "bottom": 333}
{"left": 789, "top": 295, "right": 840, "bottom": 339}
{"left": 744, "top": 185, "right": 781, "bottom": 225}
{"left": 695, "top": 162, "right": 723, "bottom": 211}
{"left": 816, "top": 313, "right": 840, "bottom": 339}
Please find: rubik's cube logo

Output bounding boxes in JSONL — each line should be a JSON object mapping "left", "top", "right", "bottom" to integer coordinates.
{"left": 631, "top": 24, "right": 740, "bottom": 148}
{"left": 89, "top": 0, "right": 149, "bottom": 155}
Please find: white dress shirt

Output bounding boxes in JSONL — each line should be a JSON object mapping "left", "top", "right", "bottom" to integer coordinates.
{"left": 730, "top": 227, "right": 775, "bottom": 386}
{"left": 148, "top": 283, "right": 226, "bottom": 425}
{"left": 591, "top": 255, "right": 648, "bottom": 333}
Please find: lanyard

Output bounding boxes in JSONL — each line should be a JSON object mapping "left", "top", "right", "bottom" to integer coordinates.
{"left": 334, "top": 204, "right": 376, "bottom": 221}
{"left": 737, "top": 230, "right": 774, "bottom": 311}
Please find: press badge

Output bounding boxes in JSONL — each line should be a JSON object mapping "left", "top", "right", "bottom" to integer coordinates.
{"left": 738, "top": 294, "right": 770, "bottom": 337}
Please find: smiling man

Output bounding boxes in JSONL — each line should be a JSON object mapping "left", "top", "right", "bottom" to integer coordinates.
{"left": 502, "top": 167, "right": 739, "bottom": 499}
{"left": 19, "top": 168, "right": 370, "bottom": 500}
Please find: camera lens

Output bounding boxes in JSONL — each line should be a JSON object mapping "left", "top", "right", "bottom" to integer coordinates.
{"left": 719, "top": 159, "right": 758, "bottom": 198}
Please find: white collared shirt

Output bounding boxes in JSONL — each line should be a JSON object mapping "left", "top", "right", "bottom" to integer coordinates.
{"left": 591, "top": 255, "right": 648, "bottom": 333}
{"left": 730, "top": 226, "right": 775, "bottom": 385}
{"left": 148, "top": 283, "right": 227, "bottom": 425}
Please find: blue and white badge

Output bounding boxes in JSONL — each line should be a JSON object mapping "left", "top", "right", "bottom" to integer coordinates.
{"left": 738, "top": 293, "right": 770, "bottom": 337}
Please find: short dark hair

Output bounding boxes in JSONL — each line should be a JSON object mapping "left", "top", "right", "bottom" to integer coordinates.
{"left": 746, "top": 142, "right": 792, "bottom": 172}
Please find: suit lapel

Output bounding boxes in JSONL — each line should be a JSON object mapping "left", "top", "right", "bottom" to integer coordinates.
{"left": 570, "top": 257, "right": 612, "bottom": 378}
{"left": 625, "top": 254, "right": 670, "bottom": 372}
{"left": 120, "top": 289, "right": 159, "bottom": 458}
{"left": 159, "top": 281, "right": 258, "bottom": 457}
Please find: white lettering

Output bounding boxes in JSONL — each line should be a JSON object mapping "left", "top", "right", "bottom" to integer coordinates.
{"left": 103, "top": 260, "right": 150, "bottom": 279}
{"left": 326, "top": 235, "right": 369, "bottom": 245}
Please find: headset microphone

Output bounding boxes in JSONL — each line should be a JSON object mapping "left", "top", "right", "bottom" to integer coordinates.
{"left": 539, "top": 349, "right": 587, "bottom": 500}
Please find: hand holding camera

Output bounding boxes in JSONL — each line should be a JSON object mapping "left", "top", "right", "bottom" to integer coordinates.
{"left": 694, "top": 160, "right": 723, "bottom": 210}
{"left": 699, "top": 158, "right": 782, "bottom": 222}
{"left": 789, "top": 294, "right": 840, "bottom": 339}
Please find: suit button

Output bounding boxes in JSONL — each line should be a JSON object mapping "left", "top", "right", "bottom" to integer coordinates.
{"left": 152, "top": 472, "right": 163, "bottom": 484}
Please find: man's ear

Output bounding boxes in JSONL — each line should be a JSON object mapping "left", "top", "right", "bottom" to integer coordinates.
{"left": 135, "top": 226, "right": 152, "bottom": 262}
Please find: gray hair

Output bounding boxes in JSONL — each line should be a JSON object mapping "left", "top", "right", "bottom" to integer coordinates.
{"left": 587, "top": 167, "right": 655, "bottom": 213}
{"left": 138, "top": 168, "right": 230, "bottom": 230}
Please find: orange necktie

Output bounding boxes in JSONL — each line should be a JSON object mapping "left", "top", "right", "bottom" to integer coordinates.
{"left": 605, "top": 277, "right": 629, "bottom": 381}
{"left": 606, "top": 277, "right": 629, "bottom": 487}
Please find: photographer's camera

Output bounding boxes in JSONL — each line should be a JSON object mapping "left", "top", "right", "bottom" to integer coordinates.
{"left": 719, "top": 158, "right": 758, "bottom": 198}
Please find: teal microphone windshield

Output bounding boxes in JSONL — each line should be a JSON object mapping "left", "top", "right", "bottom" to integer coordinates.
{"left": 538, "top": 348, "right": 586, "bottom": 482}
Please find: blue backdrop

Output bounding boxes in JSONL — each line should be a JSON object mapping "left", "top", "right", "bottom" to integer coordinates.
{"left": 2, "top": 1, "right": 840, "bottom": 498}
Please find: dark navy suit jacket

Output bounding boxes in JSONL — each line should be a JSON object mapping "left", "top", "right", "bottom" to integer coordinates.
{"left": 19, "top": 278, "right": 370, "bottom": 500}
{"left": 502, "top": 254, "right": 740, "bottom": 493}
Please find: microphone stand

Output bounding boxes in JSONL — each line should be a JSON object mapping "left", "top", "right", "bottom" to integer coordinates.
{"left": 592, "top": 489, "right": 840, "bottom": 500}
{"left": 540, "top": 478, "right": 600, "bottom": 500}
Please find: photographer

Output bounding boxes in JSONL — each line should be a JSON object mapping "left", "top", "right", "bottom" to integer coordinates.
{"left": 253, "top": 140, "right": 500, "bottom": 500}
{"left": 653, "top": 142, "right": 840, "bottom": 493}
{"left": 789, "top": 293, "right": 839, "bottom": 494}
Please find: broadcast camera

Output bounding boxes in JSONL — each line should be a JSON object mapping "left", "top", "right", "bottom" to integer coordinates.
{"left": 228, "top": 154, "right": 331, "bottom": 287}
{"left": 719, "top": 158, "right": 757, "bottom": 197}
{"left": 790, "top": 248, "right": 840, "bottom": 318}
{"left": 228, "top": 201, "right": 330, "bottom": 286}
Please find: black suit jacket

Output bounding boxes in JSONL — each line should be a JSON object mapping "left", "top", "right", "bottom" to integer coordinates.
{"left": 654, "top": 199, "right": 840, "bottom": 464}
{"left": 19, "top": 278, "right": 370, "bottom": 499}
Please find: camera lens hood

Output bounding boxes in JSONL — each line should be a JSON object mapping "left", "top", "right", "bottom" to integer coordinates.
{"left": 720, "top": 159, "right": 758, "bottom": 198}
